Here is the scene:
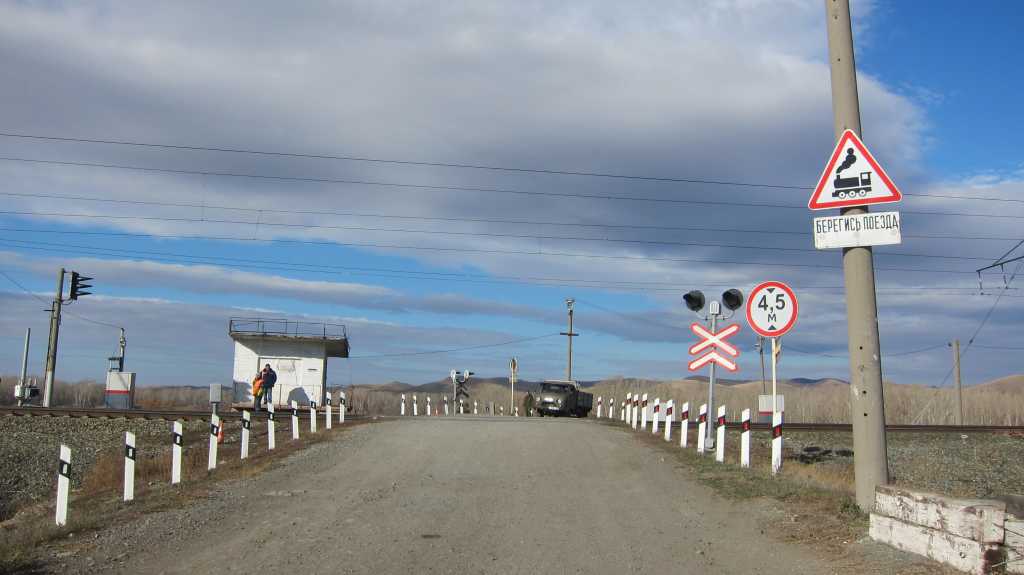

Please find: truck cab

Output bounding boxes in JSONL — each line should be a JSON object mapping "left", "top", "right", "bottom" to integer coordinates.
{"left": 535, "top": 380, "right": 593, "bottom": 417}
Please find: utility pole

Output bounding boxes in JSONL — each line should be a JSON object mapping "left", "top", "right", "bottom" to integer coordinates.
{"left": 42, "top": 268, "right": 66, "bottom": 408}
{"left": 509, "top": 357, "right": 517, "bottom": 416}
{"left": 560, "top": 298, "right": 578, "bottom": 381}
{"left": 825, "top": 0, "right": 889, "bottom": 511}
{"left": 705, "top": 302, "right": 720, "bottom": 449}
{"left": 20, "top": 328, "right": 30, "bottom": 387}
{"left": 952, "top": 339, "right": 963, "bottom": 426}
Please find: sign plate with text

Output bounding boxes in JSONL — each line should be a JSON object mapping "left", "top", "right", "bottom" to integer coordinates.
{"left": 813, "top": 211, "right": 901, "bottom": 250}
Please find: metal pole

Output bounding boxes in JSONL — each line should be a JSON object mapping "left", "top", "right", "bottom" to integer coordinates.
{"left": 758, "top": 336, "right": 767, "bottom": 395}
{"left": 118, "top": 328, "right": 126, "bottom": 372}
{"left": 706, "top": 311, "right": 717, "bottom": 448}
{"left": 953, "top": 339, "right": 963, "bottom": 426}
{"left": 771, "top": 337, "right": 779, "bottom": 417}
{"left": 825, "top": 0, "right": 889, "bottom": 511}
{"left": 566, "top": 299, "right": 575, "bottom": 381}
{"left": 42, "top": 268, "right": 65, "bottom": 408}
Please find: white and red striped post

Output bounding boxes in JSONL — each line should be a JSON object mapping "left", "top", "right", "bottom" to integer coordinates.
{"left": 325, "top": 393, "right": 333, "bottom": 430}
{"left": 715, "top": 406, "right": 726, "bottom": 463}
{"left": 680, "top": 402, "right": 690, "bottom": 448}
{"left": 208, "top": 413, "right": 220, "bottom": 471}
{"left": 267, "top": 403, "right": 276, "bottom": 451}
{"left": 651, "top": 398, "right": 661, "bottom": 435}
{"left": 640, "top": 393, "right": 649, "bottom": 430}
{"left": 696, "top": 403, "right": 708, "bottom": 454}
{"left": 740, "top": 408, "right": 751, "bottom": 468}
{"left": 664, "top": 400, "right": 674, "bottom": 442}
{"left": 171, "top": 421, "right": 183, "bottom": 484}
{"left": 309, "top": 402, "right": 317, "bottom": 434}
{"left": 624, "top": 393, "right": 632, "bottom": 425}
{"left": 596, "top": 396, "right": 603, "bottom": 419}
{"left": 413, "top": 394, "right": 418, "bottom": 416}
{"left": 771, "top": 411, "right": 783, "bottom": 476}
{"left": 241, "top": 410, "right": 251, "bottom": 459}
{"left": 123, "top": 432, "right": 135, "bottom": 502}
{"left": 608, "top": 397, "right": 615, "bottom": 420}
{"left": 291, "top": 400, "right": 300, "bottom": 441}
{"left": 56, "top": 444, "right": 70, "bottom": 526}
{"left": 631, "top": 395, "right": 639, "bottom": 429}
{"left": 400, "top": 394, "right": 406, "bottom": 416}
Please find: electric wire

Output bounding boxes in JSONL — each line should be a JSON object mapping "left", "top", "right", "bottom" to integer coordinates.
{"left": 0, "top": 268, "right": 122, "bottom": 329}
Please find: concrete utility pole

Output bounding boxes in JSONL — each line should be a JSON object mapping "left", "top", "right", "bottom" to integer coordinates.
{"left": 560, "top": 299, "right": 578, "bottom": 381}
{"left": 952, "top": 339, "right": 963, "bottom": 426}
{"left": 825, "top": 0, "right": 889, "bottom": 511}
{"left": 20, "top": 328, "right": 30, "bottom": 387}
{"left": 42, "top": 268, "right": 66, "bottom": 407}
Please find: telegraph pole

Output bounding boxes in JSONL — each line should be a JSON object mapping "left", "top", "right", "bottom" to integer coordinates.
{"left": 42, "top": 268, "right": 66, "bottom": 407}
{"left": 825, "top": 0, "right": 889, "bottom": 511}
{"left": 560, "top": 299, "right": 578, "bottom": 381}
{"left": 952, "top": 340, "right": 963, "bottom": 426}
{"left": 19, "top": 328, "right": 30, "bottom": 387}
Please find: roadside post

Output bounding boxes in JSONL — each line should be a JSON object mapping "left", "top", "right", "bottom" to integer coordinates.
{"left": 500, "top": 405, "right": 504, "bottom": 416}
{"left": 123, "top": 432, "right": 135, "bottom": 502}
{"left": 608, "top": 397, "right": 615, "bottom": 420}
{"left": 56, "top": 444, "right": 70, "bottom": 526}
{"left": 208, "top": 414, "right": 220, "bottom": 471}
{"left": 680, "top": 402, "right": 690, "bottom": 448}
{"left": 640, "top": 393, "right": 649, "bottom": 430}
{"left": 309, "top": 402, "right": 317, "bottom": 434}
{"left": 267, "top": 403, "right": 276, "bottom": 451}
{"left": 241, "top": 410, "right": 251, "bottom": 459}
{"left": 291, "top": 400, "right": 300, "bottom": 441}
{"left": 625, "top": 393, "right": 632, "bottom": 425}
{"left": 696, "top": 404, "right": 708, "bottom": 454}
{"left": 631, "top": 395, "right": 638, "bottom": 430}
{"left": 401, "top": 394, "right": 406, "bottom": 416}
{"left": 740, "top": 408, "right": 751, "bottom": 468}
{"left": 325, "top": 393, "right": 333, "bottom": 430}
{"left": 444, "top": 395, "right": 449, "bottom": 416}
{"left": 413, "top": 394, "right": 418, "bottom": 416}
{"left": 746, "top": 281, "right": 799, "bottom": 477}
{"left": 715, "top": 406, "right": 726, "bottom": 463}
{"left": 684, "top": 289, "right": 744, "bottom": 449}
{"left": 474, "top": 400, "right": 478, "bottom": 415}
{"left": 597, "top": 396, "right": 603, "bottom": 419}
{"left": 460, "top": 399, "right": 465, "bottom": 415}
{"left": 651, "top": 398, "right": 660, "bottom": 435}
{"left": 664, "top": 400, "right": 674, "bottom": 442}
{"left": 427, "top": 396, "right": 432, "bottom": 416}
{"left": 339, "top": 391, "right": 346, "bottom": 423}
{"left": 171, "top": 421, "right": 183, "bottom": 484}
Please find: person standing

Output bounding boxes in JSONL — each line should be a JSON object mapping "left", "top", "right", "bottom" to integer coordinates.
{"left": 260, "top": 363, "right": 277, "bottom": 409}
{"left": 251, "top": 372, "right": 264, "bottom": 412}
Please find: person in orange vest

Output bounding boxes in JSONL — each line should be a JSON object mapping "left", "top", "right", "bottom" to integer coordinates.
{"left": 251, "top": 372, "right": 264, "bottom": 412}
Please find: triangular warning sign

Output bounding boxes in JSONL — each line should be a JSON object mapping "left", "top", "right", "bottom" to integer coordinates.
{"left": 808, "top": 129, "right": 902, "bottom": 210}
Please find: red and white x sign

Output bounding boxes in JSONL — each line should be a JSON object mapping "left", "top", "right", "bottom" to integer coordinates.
{"left": 688, "top": 323, "right": 741, "bottom": 372}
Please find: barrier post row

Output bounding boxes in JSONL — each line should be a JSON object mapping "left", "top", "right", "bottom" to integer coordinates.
{"left": 609, "top": 397, "right": 615, "bottom": 420}
{"left": 401, "top": 394, "right": 406, "bottom": 416}
{"left": 680, "top": 402, "right": 690, "bottom": 448}
{"left": 413, "top": 394, "right": 418, "bottom": 416}
{"left": 123, "top": 432, "right": 135, "bottom": 502}
{"left": 241, "top": 410, "right": 251, "bottom": 459}
{"left": 325, "top": 393, "right": 333, "bottom": 430}
{"left": 715, "top": 406, "right": 726, "bottom": 463}
{"left": 339, "top": 391, "right": 346, "bottom": 424}
{"left": 652, "top": 398, "right": 661, "bottom": 435}
{"left": 56, "top": 444, "right": 70, "bottom": 526}
{"left": 291, "top": 401, "right": 300, "bottom": 440}
{"left": 597, "top": 396, "right": 603, "bottom": 419}
{"left": 771, "top": 411, "right": 783, "bottom": 476}
{"left": 664, "top": 400, "right": 674, "bottom": 442}
{"left": 171, "top": 421, "right": 183, "bottom": 484}
{"left": 740, "top": 408, "right": 751, "bottom": 468}
{"left": 696, "top": 404, "right": 708, "bottom": 454}
{"left": 310, "top": 402, "right": 317, "bottom": 434}
{"left": 640, "top": 393, "right": 649, "bottom": 430}
{"left": 267, "top": 403, "right": 276, "bottom": 451}
{"left": 625, "top": 393, "right": 632, "bottom": 425}
{"left": 208, "top": 414, "right": 220, "bottom": 471}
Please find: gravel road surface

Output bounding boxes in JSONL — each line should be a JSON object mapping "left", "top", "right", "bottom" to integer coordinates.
{"left": 59, "top": 417, "right": 837, "bottom": 574}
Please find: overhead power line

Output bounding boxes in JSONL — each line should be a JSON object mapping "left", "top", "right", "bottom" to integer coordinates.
{"left": 1, "top": 132, "right": 1021, "bottom": 204}
{"left": 1, "top": 156, "right": 1023, "bottom": 218}
{"left": 0, "top": 268, "right": 122, "bottom": 329}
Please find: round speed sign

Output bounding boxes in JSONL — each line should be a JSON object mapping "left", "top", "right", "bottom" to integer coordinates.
{"left": 746, "top": 281, "right": 799, "bottom": 338}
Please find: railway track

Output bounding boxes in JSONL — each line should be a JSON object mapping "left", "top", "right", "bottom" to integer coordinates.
{"left": 1, "top": 406, "right": 1020, "bottom": 433}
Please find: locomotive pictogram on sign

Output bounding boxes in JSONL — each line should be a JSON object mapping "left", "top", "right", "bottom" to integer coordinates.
{"left": 808, "top": 129, "right": 902, "bottom": 210}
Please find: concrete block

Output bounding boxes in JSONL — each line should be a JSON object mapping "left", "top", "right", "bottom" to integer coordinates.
{"left": 870, "top": 514, "right": 1003, "bottom": 575}
{"left": 874, "top": 485, "right": 1006, "bottom": 544}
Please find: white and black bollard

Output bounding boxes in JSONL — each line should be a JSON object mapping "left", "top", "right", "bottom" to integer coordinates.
{"left": 664, "top": 400, "right": 674, "bottom": 442}
{"left": 596, "top": 396, "right": 603, "bottom": 419}
{"left": 640, "top": 393, "right": 649, "bottom": 430}
{"left": 241, "top": 410, "right": 251, "bottom": 459}
{"left": 608, "top": 397, "right": 615, "bottom": 420}
{"left": 309, "top": 402, "right": 317, "bottom": 434}
{"left": 401, "top": 393, "right": 406, "bottom": 416}
{"left": 427, "top": 396, "right": 432, "bottom": 416}
{"left": 696, "top": 403, "right": 708, "bottom": 454}
{"left": 123, "top": 432, "right": 135, "bottom": 502}
{"left": 325, "top": 393, "right": 333, "bottom": 430}
{"left": 56, "top": 444, "right": 71, "bottom": 526}
{"left": 715, "top": 406, "right": 726, "bottom": 463}
{"left": 500, "top": 405, "right": 505, "bottom": 416}
{"left": 740, "top": 408, "right": 751, "bottom": 468}
{"left": 267, "top": 404, "right": 276, "bottom": 451}
{"left": 680, "top": 402, "right": 690, "bottom": 448}
{"left": 474, "top": 400, "right": 478, "bottom": 415}
{"left": 771, "top": 411, "right": 783, "bottom": 476}
{"left": 652, "top": 397, "right": 661, "bottom": 435}
{"left": 171, "top": 421, "right": 183, "bottom": 484}
{"left": 444, "top": 396, "right": 450, "bottom": 416}
{"left": 339, "top": 391, "right": 346, "bottom": 424}
{"left": 208, "top": 414, "right": 220, "bottom": 471}
{"left": 413, "top": 394, "right": 419, "bottom": 416}
{"left": 620, "top": 398, "right": 626, "bottom": 422}
{"left": 291, "top": 400, "right": 300, "bottom": 441}
{"left": 460, "top": 399, "right": 465, "bottom": 415}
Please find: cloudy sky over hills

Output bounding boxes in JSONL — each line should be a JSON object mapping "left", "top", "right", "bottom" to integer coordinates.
{"left": 0, "top": 1, "right": 1020, "bottom": 388}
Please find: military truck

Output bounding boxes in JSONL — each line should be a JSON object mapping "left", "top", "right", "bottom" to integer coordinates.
{"left": 534, "top": 380, "right": 592, "bottom": 417}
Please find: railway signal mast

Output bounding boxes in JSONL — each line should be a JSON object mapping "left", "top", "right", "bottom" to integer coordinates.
{"left": 42, "top": 268, "right": 97, "bottom": 407}
{"left": 560, "top": 298, "right": 578, "bottom": 381}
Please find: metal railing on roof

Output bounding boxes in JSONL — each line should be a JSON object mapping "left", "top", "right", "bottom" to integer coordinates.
{"left": 228, "top": 317, "right": 347, "bottom": 340}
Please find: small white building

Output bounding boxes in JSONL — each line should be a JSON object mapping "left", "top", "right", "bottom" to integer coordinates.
{"left": 230, "top": 318, "right": 349, "bottom": 408}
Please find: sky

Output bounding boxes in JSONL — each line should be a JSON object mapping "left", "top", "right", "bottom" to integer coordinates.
{"left": 0, "top": 0, "right": 1021, "bottom": 390}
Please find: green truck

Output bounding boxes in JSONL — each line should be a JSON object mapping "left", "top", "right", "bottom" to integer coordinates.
{"left": 534, "top": 380, "right": 593, "bottom": 417}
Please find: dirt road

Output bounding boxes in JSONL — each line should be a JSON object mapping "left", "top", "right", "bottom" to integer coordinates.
{"left": 61, "top": 417, "right": 840, "bottom": 574}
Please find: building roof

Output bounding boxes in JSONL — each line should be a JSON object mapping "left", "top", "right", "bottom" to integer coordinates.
{"left": 228, "top": 318, "right": 350, "bottom": 358}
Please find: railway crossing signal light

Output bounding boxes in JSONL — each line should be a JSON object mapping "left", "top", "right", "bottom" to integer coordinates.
{"left": 69, "top": 272, "right": 93, "bottom": 300}
{"left": 683, "top": 290, "right": 705, "bottom": 312}
{"left": 721, "top": 289, "right": 744, "bottom": 311}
